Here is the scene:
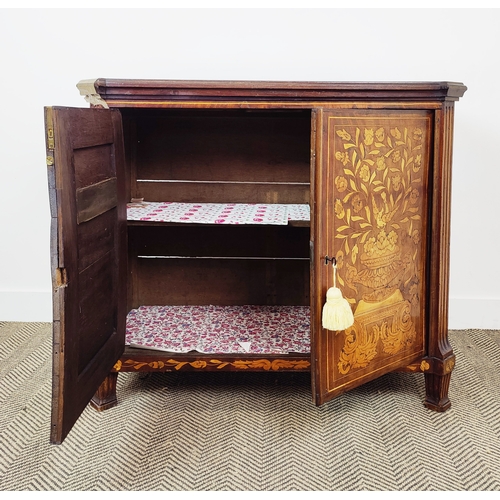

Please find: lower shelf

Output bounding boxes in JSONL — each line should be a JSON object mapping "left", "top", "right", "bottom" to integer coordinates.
{"left": 126, "top": 304, "right": 310, "bottom": 355}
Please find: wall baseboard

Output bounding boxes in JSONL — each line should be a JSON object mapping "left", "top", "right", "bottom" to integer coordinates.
{"left": 0, "top": 290, "right": 52, "bottom": 323}
{"left": 448, "top": 297, "right": 500, "bottom": 330}
{"left": 0, "top": 291, "right": 498, "bottom": 329}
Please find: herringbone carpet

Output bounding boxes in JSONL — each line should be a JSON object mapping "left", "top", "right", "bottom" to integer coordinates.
{"left": 0, "top": 322, "right": 499, "bottom": 491}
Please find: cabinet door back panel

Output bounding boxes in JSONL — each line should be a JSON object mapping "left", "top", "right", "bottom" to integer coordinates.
{"left": 46, "top": 106, "right": 127, "bottom": 444}
{"left": 74, "top": 144, "right": 114, "bottom": 188}
{"left": 77, "top": 208, "right": 117, "bottom": 273}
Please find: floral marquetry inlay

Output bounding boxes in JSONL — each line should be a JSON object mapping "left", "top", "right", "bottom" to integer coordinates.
{"left": 114, "top": 358, "right": 311, "bottom": 372}
{"left": 328, "top": 114, "right": 430, "bottom": 377}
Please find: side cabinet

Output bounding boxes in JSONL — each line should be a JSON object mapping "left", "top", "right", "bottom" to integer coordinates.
{"left": 45, "top": 80, "right": 466, "bottom": 443}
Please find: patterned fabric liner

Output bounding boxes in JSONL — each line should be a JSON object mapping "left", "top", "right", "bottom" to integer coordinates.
{"left": 126, "top": 305, "right": 311, "bottom": 354}
{"left": 127, "top": 202, "right": 310, "bottom": 225}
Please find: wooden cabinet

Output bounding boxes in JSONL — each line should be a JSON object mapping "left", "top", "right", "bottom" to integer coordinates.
{"left": 45, "top": 79, "right": 466, "bottom": 444}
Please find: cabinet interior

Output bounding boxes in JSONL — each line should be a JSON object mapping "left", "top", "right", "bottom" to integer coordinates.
{"left": 121, "top": 108, "right": 313, "bottom": 354}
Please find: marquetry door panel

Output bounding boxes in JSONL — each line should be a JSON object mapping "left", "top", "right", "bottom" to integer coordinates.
{"left": 45, "top": 107, "right": 127, "bottom": 444}
{"left": 313, "top": 109, "right": 433, "bottom": 404}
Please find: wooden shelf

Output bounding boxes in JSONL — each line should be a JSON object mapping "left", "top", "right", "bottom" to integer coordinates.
{"left": 127, "top": 201, "right": 310, "bottom": 226}
{"left": 126, "top": 304, "right": 311, "bottom": 355}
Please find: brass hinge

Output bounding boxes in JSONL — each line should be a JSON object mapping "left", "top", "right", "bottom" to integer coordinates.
{"left": 47, "top": 128, "right": 55, "bottom": 150}
{"left": 45, "top": 107, "right": 55, "bottom": 150}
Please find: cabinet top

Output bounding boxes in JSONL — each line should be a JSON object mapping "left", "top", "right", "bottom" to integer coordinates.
{"left": 78, "top": 78, "right": 467, "bottom": 107}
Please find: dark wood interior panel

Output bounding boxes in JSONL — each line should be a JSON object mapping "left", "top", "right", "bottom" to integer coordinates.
{"left": 132, "top": 258, "right": 309, "bottom": 307}
{"left": 268, "top": 260, "right": 310, "bottom": 305}
{"left": 73, "top": 144, "right": 114, "bottom": 189}
{"left": 69, "top": 108, "right": 114, "bottom": 150}
{"left": 76, "top": 177, "right": 118, "bottom": 224}
{"left": 121, "top": 108, "right": 311, "bottom": 203}
{"left": 77, "top": 251, "right": 116, "bottom": 375}
{"left": 77, "top": 208, "right": 116, "bottom": 272}
{"left": 128, "top": 225, "right": 310, "bottom": 259}
{"left": 47, "top": 106, "right": 127, "bottom": 444}
{"left": 136, "top": 181, "right": 310, "bottom": 204}
{"left": 134, "top": 110, "right": 311, "bottom": 181}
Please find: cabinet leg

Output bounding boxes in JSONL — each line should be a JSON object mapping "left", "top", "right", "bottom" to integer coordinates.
{"left": 424, "top": 372, "right": 452, "bottom": 412}
{"left": 90, "top": 372, "right": 118, "bottom": 412}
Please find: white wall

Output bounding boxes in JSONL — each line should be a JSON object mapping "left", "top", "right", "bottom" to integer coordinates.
{"left": 0, "top": 8, "right": 498, "bottom": 328}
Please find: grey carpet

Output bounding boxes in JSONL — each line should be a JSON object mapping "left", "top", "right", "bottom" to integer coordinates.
{"left": 0, "top": 321, "right": 499, "bottom": 491}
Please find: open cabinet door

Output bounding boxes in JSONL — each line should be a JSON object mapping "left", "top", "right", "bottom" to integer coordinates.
{"left": 45, "top": 107, "right": 127, "bottom": 444}
{"left": 311, "top": 108, "right": 433, "bottom": 405}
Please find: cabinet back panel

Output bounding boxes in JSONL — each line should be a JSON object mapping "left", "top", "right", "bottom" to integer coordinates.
{"left": 125, "top": 109, "right": 311, "bottom": 203}
{"left": 135, "top": 181, "right": 310, "bottom": 204}
{"left": 132, "top": 258, "right": 310, "bottom": 307}
{"left": 127, "top": 224, "right": 310, "bottom": 310}
{"left": 128, "top": 225, "right": 310, "bottom": 259}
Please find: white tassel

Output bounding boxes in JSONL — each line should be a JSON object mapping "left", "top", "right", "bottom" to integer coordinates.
{"left": 321, "top": 259, "right": 354, "bottom": 331}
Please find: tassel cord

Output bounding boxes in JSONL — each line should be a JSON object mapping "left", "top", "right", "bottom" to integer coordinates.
{"left": 321, "top": 255, "right": 354, "bottom": 331}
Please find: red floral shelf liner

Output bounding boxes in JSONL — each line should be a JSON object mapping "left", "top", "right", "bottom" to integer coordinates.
{"left": 126, "top": 305, "right": 311, "bottom": 354}
{"left": 127, "top": 202, "right": 310, "bottom": 225}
